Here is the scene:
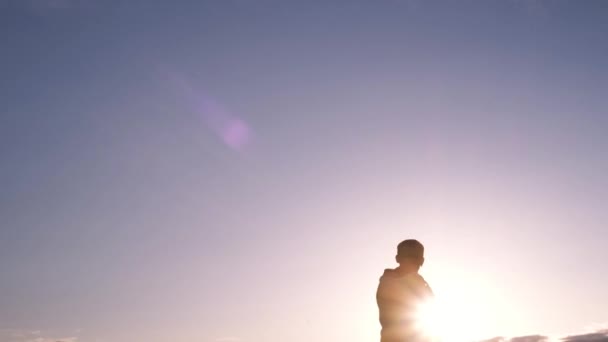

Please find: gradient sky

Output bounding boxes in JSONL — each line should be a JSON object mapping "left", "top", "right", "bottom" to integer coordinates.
{"left": 1, "top": 1, "right": 607, "bottom": 342}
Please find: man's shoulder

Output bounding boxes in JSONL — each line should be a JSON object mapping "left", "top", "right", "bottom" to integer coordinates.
{"left": 378, "top": 271, "right": 432, "bottom": 293}
{"left": 379, "top": 268, "right": 397, "bottom": 280}
{"left": 378, "top": 269, "right": 424, "bottom": 282}
{"left": 409, "top": 274, "right": 433, "bottom": 297}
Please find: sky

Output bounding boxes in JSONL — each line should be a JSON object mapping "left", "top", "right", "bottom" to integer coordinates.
{"left": 1, "top": 1, "right": 607, "bottom": 342}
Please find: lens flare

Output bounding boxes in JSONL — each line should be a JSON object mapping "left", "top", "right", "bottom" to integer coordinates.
{"left": 416, "top": 299, "right": 443, "bottom": 341}
{"left": 415, "top": 295, "right": 487, "bottom": 342}
{"left": 162, "top": 68, "right": 253, "bottom": 151}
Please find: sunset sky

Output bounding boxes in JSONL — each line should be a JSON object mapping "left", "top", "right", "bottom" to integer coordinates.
{"left": 1, "top": 1, "right": 607, "bottom": 342}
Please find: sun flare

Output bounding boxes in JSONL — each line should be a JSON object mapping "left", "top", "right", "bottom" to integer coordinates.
{"left": 413, "top": 288, "right": 495, "bottom": 342}
{"left": 415, "top": 297, "right": 473, "bottom": 342}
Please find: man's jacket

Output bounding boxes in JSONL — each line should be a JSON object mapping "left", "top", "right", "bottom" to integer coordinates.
{"left": 376, "top": 269, "right": 434, "bottom": 342}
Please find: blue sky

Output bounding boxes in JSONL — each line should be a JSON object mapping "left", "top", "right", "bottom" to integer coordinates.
{"left": 1, "top": 1, "right": 607, "bottom": 342}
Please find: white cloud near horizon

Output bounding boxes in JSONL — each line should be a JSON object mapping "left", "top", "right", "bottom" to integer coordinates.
{"left": 480, "top": 329, "right": 608, "bottom": 342}
{"left": 0, "top": 329, "right": 78, "bottom": 342}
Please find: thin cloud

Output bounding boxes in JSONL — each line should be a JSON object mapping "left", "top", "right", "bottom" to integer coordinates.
{"left": 0, "top": 329, "right": 78, "bottom": 342}
{"left": 563, "top": 331, "right": 608, "bottom": 342}
{"left": 510, "top": 335, "right": 548, "bottom": 342}
{"left": 479, "top": 331, "right": 608, "bottom": 342}
{"left": 479, "top": 337, "right": 506, "bottom": 342}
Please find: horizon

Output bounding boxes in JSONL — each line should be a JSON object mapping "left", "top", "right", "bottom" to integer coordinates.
{"left": 1, "top": 1, "right": 607, "bottom": 342}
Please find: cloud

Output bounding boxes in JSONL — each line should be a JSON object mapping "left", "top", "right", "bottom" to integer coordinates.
{"left": 479, "top": 337, "right": 506, "bottom": 342}
{"left": 510, "top": 335, "right": 549, "bottom": 342}
{"left": 0, "top": 329, "right": 78, "bottom": 342}
{"left": 563, "top": 331, "right": 608, "bottom": 342}
{"left": 477, "top": 330, "right": 608, "bottom": 342}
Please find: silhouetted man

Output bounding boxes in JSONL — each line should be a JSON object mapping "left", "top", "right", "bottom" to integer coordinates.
{"left": 377, "top": 239, "right": 434, "bottom": 342}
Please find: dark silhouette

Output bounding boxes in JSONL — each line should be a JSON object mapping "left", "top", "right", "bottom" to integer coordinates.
{"left": 377, "top": 239, "right": 434, "bottom": 342}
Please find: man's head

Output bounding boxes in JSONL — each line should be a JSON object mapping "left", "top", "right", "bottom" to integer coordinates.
{"left": 395, "top": 239, "right": 425, "bottom": 269}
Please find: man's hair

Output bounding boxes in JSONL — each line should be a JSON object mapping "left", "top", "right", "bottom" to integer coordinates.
{"left": 397, "top": 239, "right": 424, "bottom": 260}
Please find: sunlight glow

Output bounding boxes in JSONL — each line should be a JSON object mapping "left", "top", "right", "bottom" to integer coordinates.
{"left": 414, "top": 291, "right": 493, "bottom": 342}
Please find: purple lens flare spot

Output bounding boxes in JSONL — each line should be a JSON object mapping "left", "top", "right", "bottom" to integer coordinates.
{"left": 221, "top": 118, "right": 251, "bottom": 150}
